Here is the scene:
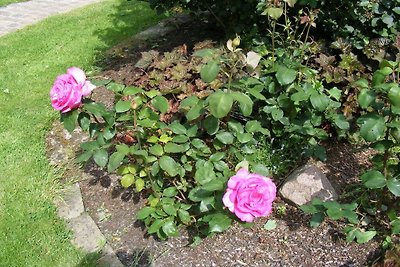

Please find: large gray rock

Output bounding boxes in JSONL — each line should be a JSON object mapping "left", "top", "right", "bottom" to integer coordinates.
{"left": 279, "top": 164, "right": 338, "bottom": 206}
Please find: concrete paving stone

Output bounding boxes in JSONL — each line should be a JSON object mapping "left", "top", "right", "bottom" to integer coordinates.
{"left": 56, "top": 183, "right": 85, "bottom": 220}
{"left": 0, "top": 0, "right": 102, "bottom": 36}
{"left": 68, "top": 213, "right": 106, "bottom": 253}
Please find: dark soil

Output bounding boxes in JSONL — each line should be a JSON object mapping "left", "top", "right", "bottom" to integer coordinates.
{"left": 53, "top": 16, "right": 386, "bottom": 267}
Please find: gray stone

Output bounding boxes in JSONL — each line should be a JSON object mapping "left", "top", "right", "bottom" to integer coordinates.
{"left": 0, "top": 0, "right": 102, "bottom": 37}
{"left": 279, "top": 164, "right": 338, "bottom": 206}
{"left": 68, "top": 213, "right": 124, "bottom": 266}
{"left": 68, "top": 213, "right": 106, "bottom": 253}
{"left": 56, "top": 183, "right": 84, "bottom": 220}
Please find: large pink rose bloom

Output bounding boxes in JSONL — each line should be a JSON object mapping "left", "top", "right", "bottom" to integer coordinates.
{"left": 223, "top": 168, "right": 277, "bottom": 222}
{"left": 50, "top": 67, "right": 96, "bottom": 113}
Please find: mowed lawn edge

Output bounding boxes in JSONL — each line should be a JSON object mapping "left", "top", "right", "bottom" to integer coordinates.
{"left": 0, "top": 1, "right": 160, "bottom": 266}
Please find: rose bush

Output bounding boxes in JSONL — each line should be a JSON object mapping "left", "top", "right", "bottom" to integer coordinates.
{"left": 223, "top": 168, "right": 277, "bottom": 222}
{"left": 50, "top": 67, "right": 95, "bottom": 113}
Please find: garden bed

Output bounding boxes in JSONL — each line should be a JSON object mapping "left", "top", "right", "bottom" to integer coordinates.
{"left": 47, "top": 17, "right": 387, "bottom": 266}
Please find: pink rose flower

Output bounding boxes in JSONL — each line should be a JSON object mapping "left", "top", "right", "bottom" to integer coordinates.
{"left": 50, "top": 67, "right": 96, "bottom": 113}
{"left": 223, "top": 168, "right": 276, "bottom": 222}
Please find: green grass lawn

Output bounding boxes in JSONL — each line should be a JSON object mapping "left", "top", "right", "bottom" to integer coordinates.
{"left": 0, "top": 0, "right": 28, "bottom": 7}
{"left": 0, "top": 1, "right": 160, "bottom": 266}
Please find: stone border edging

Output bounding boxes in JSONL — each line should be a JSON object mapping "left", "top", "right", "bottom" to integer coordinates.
{"left": 56, "top": 183, "right": 124, "bottom": 267}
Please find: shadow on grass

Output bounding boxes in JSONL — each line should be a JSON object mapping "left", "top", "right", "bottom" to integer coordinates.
{"left": 75, "top": 252, "right": 102, "bottom": 267}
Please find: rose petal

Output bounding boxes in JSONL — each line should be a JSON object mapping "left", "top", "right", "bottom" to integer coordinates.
{"left": 222, "top": 190, "right": 235, "bottom": 212}
{"left": 81, "top": 80, "right": 96, "bottom": 97}
{"left": 67, "top": 67, "right": 86, "bottom": 84}
{"left": 234, "top": 209, "right": 254, "bottom": 222}
{"left": 227, "top": 168, "right": 249, "bottom": 189}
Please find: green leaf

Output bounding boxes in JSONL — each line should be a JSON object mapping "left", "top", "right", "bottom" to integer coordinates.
{"left": 84, "top": 102, "right": 108, "bottom": 117}
{"left": 120, "top": 174, "right": 135, "bottom": 188}
{"left": 169, "top": 122, "right": 186, "bottom": 135}
{"left": 253, "top": 164, "right": 270, "bottom": 177}
{"left": 199, "top": 197, "right": 215, "bottom": 212}
{"left": 163, "top": 187, "right": 178, "bottom": 197}
{"left": 231, "top": 92, "right": 253, "bottom": 116}
{"left": 151, "top": 95, "right": 169, "bottom": 114}
{"left": 193, "top": 48, "right": 215, "bottom": 58}
{"left": 228, "top": 121, "right": 244, "bottom": 134}
{"left": 210, "top": 152, "right": 225, "bottom": 162}
{"left": 328, "top": 87, "right": 342, "bottom": 101}
{"left": 78, "top": 112, "right": 90, "bottom": 131}
{"left": 195, "top": 163, "right": 216, "bottom": 185}
{"left": 391, "top": 219, "right": 400, "bottom": 234}
{"left": 115, "top": 145, "right": 129, "bottom": 156}
{"left": 266, "top": 7, "right": 283, "bottom": 20}
{"left": 275, "top": 66, "right": 297, "bottom": 85}
{"left": 135, "top": 178, "right": 145, "bottom": 192}
{"left": 164, "top": 143, "right": 186, "bottom": 153}
{"left": 361, "top": 170, "right": 386, "bottom": 189}
{"left": 159, "top": 156, "right": 179, "bottom": 177}
{"left": 270, "top": 107, "right": 283, "bottom": 121}
{"left": 107, "top": 82, "right": 124, "bottom": 92}
{"left": 310, "top": 93, "right": 329, "bottom": 112}
{"left": 172, "top": 135, "right": 189, "bottom": 143}
{"left": 149, "top": 144, "right": 164, "bottom": 156}
{"left": 388, "top": 85, "right": 400, "bottom": 108}
{"left": 245, "top": 120, "right": 262, "bottom": 133}
{"left": 372, "top": 68, "right": 392, "bottom": 86}
{"left": 248, "top": 88, "right": 266, "bottom": 100}
{"left": 355, "top": 230, "right": 376, "bottom": 244}
{"left": 200, "top": 61, "right": 220, "bottom": 83}
{"left": 180, "top": 95, "right": 199, "bottom": 108}
{"left": 186, "top": 103, "right": 203, "bottom": 121}
{"left": 115, "top": 100, "right": 131, "bottom": 113}
{"left": 333, "top": 114, "right": 350, "bottom": 130}
{"left": 358, "top": 114, "right": 385, "bottom": 142}
{"left": 203, "top": 116, "right": 219, "bottom": 135}
{"left": 136, "top": 207, "right": 154, "bottom": 220}
{"left": 358, "top": 89, "right": 376, "bottom": 109}
{"left": 216, "top": 132, "right": 234, "bottom": 145}
{"left": 201, "top": 179, "right": 224, "bottom": 191}
{"left": 162, "top": 220, "right": 179, "bottom": 237}
{"left": 326, "top": 207, "right": 343, "bottom": 220}
{"left": 188, "top": 187, "right": 213, "bottom": 202}
{"left": 93, "top": 149, "right": 108, "bottom": 168}
{"left": 61, "top": 109, "right": 79, "bottom": 133}
{"left": 75, "top": 150, "right": 93, "bottom": 163}
{"left": 148, "top": 219, "right": 164, "bottom": 234}
{"left": 310, "top": 212, "right": 325, "bottom": 228}
{"left": 263, "top": 220, "right": 277, "bottom": 231}
{"left": 387, "top": 178, "right": 400, "bottom": 196}
{"left": 178, "top": 209, "right": 191, "bottom": 224}
{"left": 163, "top": 204, "right": 177, "bottom": 217}
{"left": 107, "top": 151, "right": 125, "bottom": 172}
{"left": 208, "top": 213, "right": 232, "bottom": 233}
{"left": 237, "top": 133, "right": 253, "bottom": 143}
{"left": 208, "top": 92, "right": 233, "bottom": 118}
{"left": 345, "top": 228, "right": 357, "bottom": 243}
{"left": 123, "top": 86, "right": 143, "bottom": 95}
